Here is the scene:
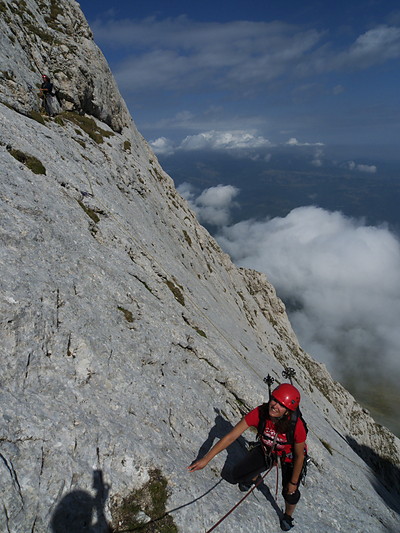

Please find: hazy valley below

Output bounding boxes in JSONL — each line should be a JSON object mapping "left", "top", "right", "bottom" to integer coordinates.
{"left": 161, "top": 150, "right": 400, "bottom": 234}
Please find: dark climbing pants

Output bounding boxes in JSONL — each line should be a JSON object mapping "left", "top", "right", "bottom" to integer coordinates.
{"left": 231, "top": 444, "right": 268, "bottom": 484}
{"left": 231, "top": 444, "right": 302, "bottom": 504}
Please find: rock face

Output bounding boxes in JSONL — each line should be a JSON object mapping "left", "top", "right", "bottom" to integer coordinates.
{"left": 0, "top": 1, "right": 399, "bottom": 532}
{"left": 0, "top": 0, "right": 130, "bottom": 132}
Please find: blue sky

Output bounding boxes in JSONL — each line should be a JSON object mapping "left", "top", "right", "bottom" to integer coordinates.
{"left": 78, "top": 0, "right": 400, "bottom": 165}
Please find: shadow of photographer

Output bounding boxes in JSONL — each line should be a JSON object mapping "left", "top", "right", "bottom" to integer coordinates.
{"left": 50, "top": 469, "right": 111, "bottom": 533}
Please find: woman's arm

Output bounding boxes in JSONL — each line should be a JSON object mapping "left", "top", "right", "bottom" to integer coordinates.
{"left": 287, "top": 441, "right": 305, "bottom": 493}
{"left": 187, "top": 418, "right": 250, "bottom": 472}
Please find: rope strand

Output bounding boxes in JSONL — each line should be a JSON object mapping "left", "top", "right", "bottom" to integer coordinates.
{"left": 205, "top": 466, "right": 273, "bottom": 533}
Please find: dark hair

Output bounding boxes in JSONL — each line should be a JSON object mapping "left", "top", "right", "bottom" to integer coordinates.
{"left": 259, "top": 401, "right": 291, "bottom": 435}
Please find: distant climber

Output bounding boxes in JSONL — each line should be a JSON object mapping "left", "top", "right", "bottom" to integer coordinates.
{"left": 39, "top": 74, "right": 60, "bottom": 116}
{"left": 188, "top": 383, "right": 307, "bottom": 531}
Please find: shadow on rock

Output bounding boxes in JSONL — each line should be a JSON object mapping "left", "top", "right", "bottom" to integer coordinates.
{"left": 50, "top": 469, "right": 111, "bottom": 533}
{"left": 346, "top": 435, "right": 400, "bottom": 515}
{"left": 192, "top": 408, "right": 282, "bottom": 519}
{"left": 256, "top": 478, "right": 283, "bottom": 519}
{"left": 193, "top": 407, "right": 249, "bottom": 482}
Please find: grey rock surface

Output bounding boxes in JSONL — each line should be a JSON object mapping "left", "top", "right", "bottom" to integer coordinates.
{"left": 0, "top": 1, "right": 399, "bottom": 532}
{"left": 0, "top": 0, "right": 131, "bottom": 132}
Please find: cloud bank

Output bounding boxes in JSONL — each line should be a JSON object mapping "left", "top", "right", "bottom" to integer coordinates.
{"left": 183, "top": 186, "right": 400, "bottom": 390}
{"left": 149, "top": 136, "right": 175, "bottom": 156}
{"left": 344, "top": 161, "right": 377, "bottom": 173}
{"left": 150, "top": 129, "right": 273, "bottom": 155}
{"left": 151, "top": 130, "right": 377, "bottom": 174}
{"left": 178, "top": 183, "right": 239, "bottom": 226}
{"left": 180, "top": 130, "right": 272, "bottom": 151}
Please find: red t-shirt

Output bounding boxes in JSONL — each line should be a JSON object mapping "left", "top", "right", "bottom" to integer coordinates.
{"left": 245, "top": 405, "right": 307, "bottom": 461}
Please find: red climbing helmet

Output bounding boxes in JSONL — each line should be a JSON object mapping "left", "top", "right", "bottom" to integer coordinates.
{"left": 271, "top": 384, "right": 300, "bottom": 411}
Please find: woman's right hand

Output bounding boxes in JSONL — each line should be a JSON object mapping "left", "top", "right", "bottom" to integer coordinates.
{"left": 187, "top": 418, "right": 249, "bottom": 473}
{"left": 187, "top": 457, "right": 210, "bottom": 472}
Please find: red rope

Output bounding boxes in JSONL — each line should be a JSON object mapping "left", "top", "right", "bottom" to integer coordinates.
{"left": 205, "top": 466, "right": 274, "bottom": 533}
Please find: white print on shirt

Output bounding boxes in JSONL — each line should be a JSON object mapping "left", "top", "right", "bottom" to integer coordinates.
{"left": 261, "top": 426, "right": 289, "bottom": 451}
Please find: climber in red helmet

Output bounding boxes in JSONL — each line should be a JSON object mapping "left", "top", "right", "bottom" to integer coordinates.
{"left": 188, "top": 383, "right": 307, "bottom": 531}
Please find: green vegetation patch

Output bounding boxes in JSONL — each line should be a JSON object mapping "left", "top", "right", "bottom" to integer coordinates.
{"left": 54, "top": 115, "right": 65, "bottom": 126}
{"left": 319, "top": 438, "right": 333, "bottom": 455}
{"left": 47, "top": 0, "right": 63, "bottom": 22}
{"left": 194, "top": 326, "right": 207, "bottom": 338}
{"left": 61, "top": 111, "right": 114, "bottom": 144}
{"left": 165, "top": 280, "right": 185, "bottom": 306}
{"left": 14, "top": 0, "right": 28, "bottom": 8}
{"left": 118, "top": 306, "right": 134, "bottom": 323}
{"left": 73, "top": 138, "right": 86, "bottom": 148}
{"left": 182, "top": 314, "right": 207, "bottom": 338}
{"left": 76, "top": 199, "right": 100, "bottom": 223}
{"left": 111, "top": 468, "right": 178, "bottom": 532}
{"left": 182, "top": 230, "right": 192, "bottom": 247}
{"left": 29, "top": 110, "right": 46, "bottom": 125}
{"left": 25, "top": 22, "right": 58, "bottom": 45}
{"left": 1, "top": 70, "right": 15, "bottom": 80}
{"left": 7, "top": 147, "right": 46, "bottom": 174}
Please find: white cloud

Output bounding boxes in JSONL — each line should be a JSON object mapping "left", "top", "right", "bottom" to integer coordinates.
{"left": 180, "top": 130, "right": 272, "bottom": 151}
{"left": 335, "top": 25, "right": 400, "bottom": 69}
{"left": 176, "top": 182, "right": 196, "bottom": 203}
{"left": 286, "top": 137, "right": 324, "bottom": 147}
{"left": 345, "top": 161, "right": 377, "bottom": 173}
{"left": 297, "top": 25, "right": 400, "bottom": 75}
{"left": 357, "top": 163, "right": 377, "bottom": 174}
{"left": 312, "top": 147, "right": 325, "bottom": 167}
{"left": 211, "top": 204, "right": 400, "bottom": 386}
{"left": 177, "top": 183, "right": 240, "bottom": 226}
{"left": 149, "top": 130, "right": 273, "bottom": 157}
{"left": 150, "top": 136, "right": 176, "bottom": 156}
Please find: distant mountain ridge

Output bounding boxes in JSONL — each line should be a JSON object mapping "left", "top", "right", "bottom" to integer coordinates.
{"left": 0, "top": 1, "right": 399, "bottom": 532}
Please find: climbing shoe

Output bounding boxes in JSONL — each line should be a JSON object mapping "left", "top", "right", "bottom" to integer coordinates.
{"left": 280, "top": 513, "right": 294, "bottom": 531}
{"left": 238, "top": 481, "right": 252, "bottom": 492}
{"left": 238, "top": 475, "right": 262, "bottom": 492}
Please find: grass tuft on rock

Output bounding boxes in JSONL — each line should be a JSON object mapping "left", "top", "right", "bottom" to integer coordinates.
{"left": 111, "top": 468, "right": 178, "bottom": 532}
{"left": 165, "top": 280, "right": 185, "bottom": 306}
{"left": 7, "top": 147, "right": 46, "bottom": 174}
{"left": 61, "top": 111, "right": 114, "bottom": 144}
